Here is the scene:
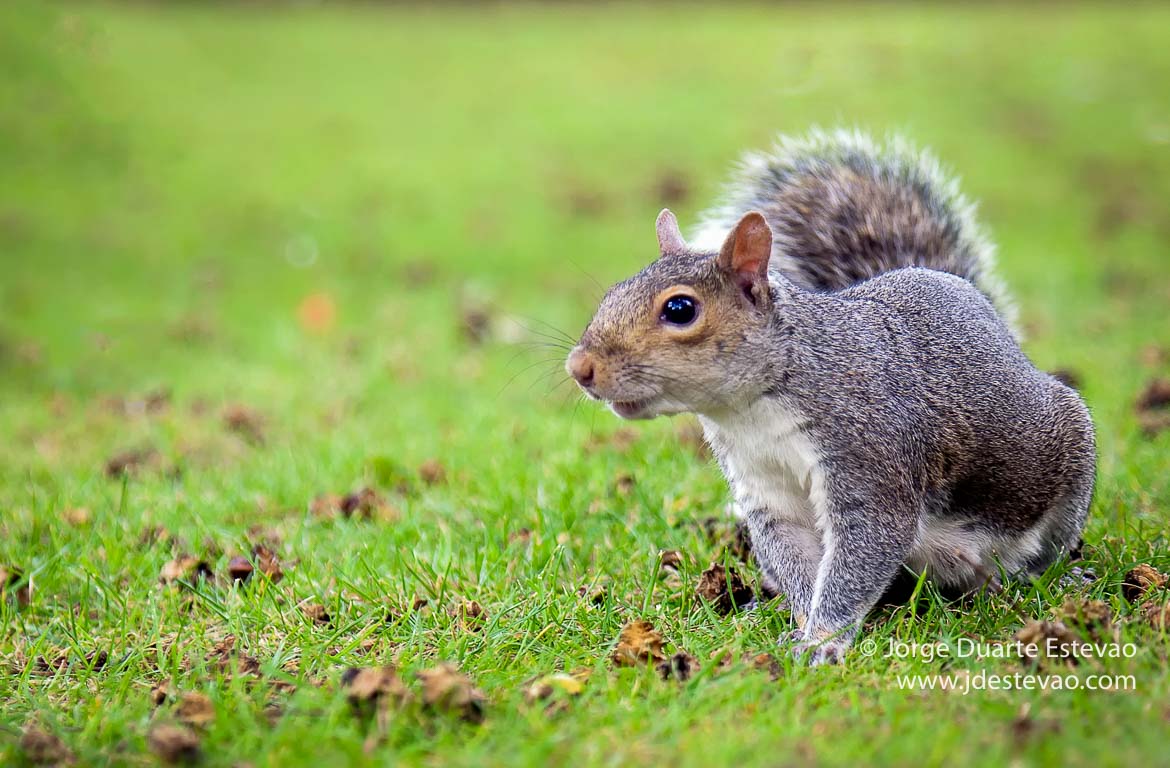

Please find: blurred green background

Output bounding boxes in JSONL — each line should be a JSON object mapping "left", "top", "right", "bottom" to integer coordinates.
{"left": 2, "top": 2, "right": 1169, "bottom": 766}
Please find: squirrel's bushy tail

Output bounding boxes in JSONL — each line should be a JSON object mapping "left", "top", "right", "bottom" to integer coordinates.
{"left": 692, "top": 129, "right": 1017, "bottom": 332}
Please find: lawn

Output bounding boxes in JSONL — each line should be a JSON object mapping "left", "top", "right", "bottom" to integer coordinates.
{"left": 2, "top": 2, "right": 1170, "bottom": 766}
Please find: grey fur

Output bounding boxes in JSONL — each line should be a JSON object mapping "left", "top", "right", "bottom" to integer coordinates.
{"left": 568, "top": 130, "right": 1095, "bottom": 665}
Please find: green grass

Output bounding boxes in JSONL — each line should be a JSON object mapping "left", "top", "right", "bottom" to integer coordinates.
{"left": 2, "top": 2, "right": 1170, "bottom": 765}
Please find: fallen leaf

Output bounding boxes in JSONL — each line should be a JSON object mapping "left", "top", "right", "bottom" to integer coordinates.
{"left": 251, "top": 544, "right": 284, "bottom": 583}
{"left": 749, "top": 652, "right": 782, "bottom": 680}
{"left": 340, "top": 666, "right": 411, "bottom": 717}
{"left": 523, "top": 673, "right": 585, "bottom": 706}
{"left": 1, "top": 565, "right": 30, "bottom": 606}
{"left": 340, "top": 487, "right": 399, "bottom": 521}
{"left": 1136, "top": 378, "right": 1170, "bottom": 411}
{"left": 159, "top": 555, "right": 213, "bottom": 588}
{"left": 302, "top": 603, "right": 332, "bottom": 626}
{"left": 297, "top": 292, "right": 336, "bottom": 334}
{"left": 227, "top": 556, "right": 253, "bottom": 583}
{"left": 611, "top": 620, "right": 666, "bottom": 667}
{"left": 222, "top": 404, "right": 265, "bottom": 445}
{"left": 1053, "top": 598, "right": 1112, "bottom": 639}
{"left": 696, "top": 562, "right": 754, "bottom": 615}
{"left": 418, "top": 459, "right": 447, "bottom": 486}
{"left": 459, "top": 305, "right": 492, "bottom": 345}
{"left": 19, "top": 724, "right": 74, "bottom": 765}
{"left": 105, "top": 447, "right": 158, "bottom": 478}
{"left": 1013, "top": 621, "right": 1081, "bottom": 667}
{"left": 656, "top": 651, "right": 698, "bottom": 682}
{"left": 150, "top": 680, "right": 172, "bottom": 707}
{"left": 453, "top": 600, "right": 487, "bottom": 632}
{"left": 62, "top": 507, "right": 91, "bottom": 526}
{"left": 175, "top": 692, "right": 215, "bottom": 729}
{"left": 138, "top": 525, "right": 173, "bottom": 549}
{"left": 147, "top": 723, "right": 201, "bottom": 764}
{"left": 652, "top": 169, "right": 691, "bottom": 206}
{"left": 576, "top": 584, "right": 607, "bottom": 606}
{"left": 417, "top": 663, "right": 486, "bottom": 722}
{"left": 658, "top": 550, "right": 684, "bottom": 572}
{"left": 1138, "top": 411, "right": 1170, "bottom": 437}
{"left": 1122, "top": 563, "right": 1168, "bottom": 603}
{"left": 1141, "top": 600, "right": 1170, "bottom": 631}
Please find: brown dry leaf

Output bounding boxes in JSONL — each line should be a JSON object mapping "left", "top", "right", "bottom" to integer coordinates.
{"left": 147, "top": 723, "right": 201, "bottom": 764}
{"left": 302, "top": 603, "right": 332, "bottom": 626}
{"left": 62, "top": 507, "right": 91, "bottom": 526}
{"left": 696, "top": 562, "right": 754, "bottom": 615}
{"left": 652, "top": 169, "right": 691, "bottom": 206}
{"left": 613, "top": 472, "right": 636, "bottom": 497}
{"left": 749, "top": 652, "right": 783, "bottom": 680}
{"left": 222, "top": 404, "right": 265, "bottom": 445}
{"left": 175, "top": 692, "right": 215, "bottom": 729}
{"left": 656, "top": 651, "right": 698, "bottom": 682}
{"left": 19, "top": 724, "right": 74, "bottom": 765}
{"left": 150, "top": 680, "right": 173, "bottom": 708}
{"left": 658, "top": 549, "right": 684, "bottom": 572}
{"left": 340, "top": 666, "right": 412, "bottom": 717}
{"left": 159, "top": 555, "right": 213, "bottom": 588}
{"left": 1122, "top": 563, "right": 1168, "bottom": 603}
{"left": 297, "top": 292, "right": 336, "bottom": 334}
{"left": 453, "top": 600, "right": 487, "bottom": 632}
{"left": 523, "top": 673, "right": 585, "bottom": 706}
{"left": 1136, "top": 378, "right": 1170, "bottom": 411}
{"left": 341, "top": 487, "right": 399, "bottom": 522}
{"left": 227, "top": 556, "right": 254, "bottom": 584}
{"left": 1140, "top": 600, "right": 1170, "bottom": 631}
{"left": 105, "top": 447, "right": 158, "bottom": 478}
{"left": 251, "top": 544, "right": 284, "bottom": 583}
{"left": 1, "top": 564, "right": 31, "bottom": 606}
{"left": 418, "top": 459, "right": 447, "bottom": 486}
{"left": 417, "top": 663, "right": 486, "bottom": 723}
{"left": 611, "top": 620, "right": 666, "bottom": 667}
{"left": 1053, "top": 598, "right": 1113, "bottom": 639}
{"left": 577, "top": 584, "right": 607, "bottom": 606}
{"left": 1138, "top": 411, "right": 1170, "bottom": 437}
{"left": 523, "top": 671, "right": 587, "bottom": 714}
{"left": 206, "top": 635, "right": 261, "bottom": 679}
{"left": 1013, "top": 621, "right": 1081, "bottom": 667}
{"left": 138, "top": 525, "right": 173, "bottom": 549}
{"left": 310, "top": 493, "right": 344, "bottom": 519}
{"left": 459, "top": 305, "right": 492, "bottom": 345}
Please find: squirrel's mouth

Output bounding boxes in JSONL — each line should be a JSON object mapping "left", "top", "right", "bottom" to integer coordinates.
{"left": 609, "top": 399, "right": 653, "bottom": 420}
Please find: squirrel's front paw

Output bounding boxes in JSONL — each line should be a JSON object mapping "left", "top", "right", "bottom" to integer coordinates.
{"left": 790, "top": 637, "right": 850, "bottom": 666}
{"left": 777, "top": 626, "right": 806, "bottom": 646}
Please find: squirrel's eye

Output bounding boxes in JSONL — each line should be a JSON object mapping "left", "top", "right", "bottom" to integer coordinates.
{"left": 660, "top": 295, "right": 698, "bottom": 326}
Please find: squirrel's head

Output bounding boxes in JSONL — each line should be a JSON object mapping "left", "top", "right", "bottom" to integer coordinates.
{"left": 566, "top": 208, "right": 780, "bottom": 420}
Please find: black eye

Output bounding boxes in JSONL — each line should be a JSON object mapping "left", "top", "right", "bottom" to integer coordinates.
{"left": 660, "top": 295, "right": 697, "bottom": 326}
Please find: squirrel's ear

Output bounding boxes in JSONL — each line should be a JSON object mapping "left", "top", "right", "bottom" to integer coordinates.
{"left": 718, "top": 212, "right": 773, "bottom": 305}
{"left": 655, "top": 208, "right": 687, "bottom": 254}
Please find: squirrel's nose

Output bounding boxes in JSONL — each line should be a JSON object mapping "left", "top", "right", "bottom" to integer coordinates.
{"left": 567, "top": 348, "right": 596, "bottom": 388}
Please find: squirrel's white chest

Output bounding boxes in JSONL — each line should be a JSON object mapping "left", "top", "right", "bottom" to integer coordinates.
{"left": 699, "top": 400, "right": 826, "bottom": 526}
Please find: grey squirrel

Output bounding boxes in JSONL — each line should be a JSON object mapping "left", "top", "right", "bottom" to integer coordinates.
{"left": 565, "top": 129, "right": 1096, "bottom": 665}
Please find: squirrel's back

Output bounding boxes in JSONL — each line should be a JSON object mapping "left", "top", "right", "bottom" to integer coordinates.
{"left": 691, "top": 129, "right": 1017, "bottom": 332}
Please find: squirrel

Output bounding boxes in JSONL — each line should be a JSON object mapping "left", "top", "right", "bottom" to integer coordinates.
{"left": 565, "top": 129, "right": 1096, "bottom": 665}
